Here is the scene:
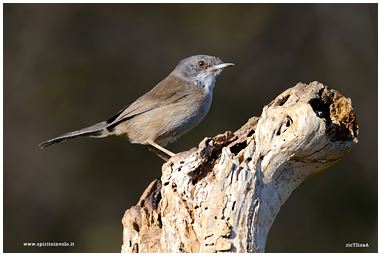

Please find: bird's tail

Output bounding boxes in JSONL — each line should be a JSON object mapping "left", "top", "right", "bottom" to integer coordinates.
{"left": 39, "top": 121, "right": 109, "bottom": 148}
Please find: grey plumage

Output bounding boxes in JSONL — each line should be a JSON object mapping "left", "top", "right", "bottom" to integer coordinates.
{"left": 38, "top": 121, "right": 108, "bottom": 148}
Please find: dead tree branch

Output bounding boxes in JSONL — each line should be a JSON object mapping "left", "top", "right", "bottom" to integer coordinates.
{"left": 121, "top": 81, "right": 358, "bottom": 253}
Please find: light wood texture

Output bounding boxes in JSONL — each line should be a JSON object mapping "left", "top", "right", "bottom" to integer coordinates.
{"left": 121, "top": 81, "right": 358, "bottom": 253}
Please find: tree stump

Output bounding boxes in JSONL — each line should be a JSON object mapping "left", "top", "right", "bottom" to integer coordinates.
{"left": 121, "top": 81, "right": 358, "bottom": 253}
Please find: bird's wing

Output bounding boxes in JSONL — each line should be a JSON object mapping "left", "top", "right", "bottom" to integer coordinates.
{"left": 106, "top": 76, "right": 192, "bottom": 128}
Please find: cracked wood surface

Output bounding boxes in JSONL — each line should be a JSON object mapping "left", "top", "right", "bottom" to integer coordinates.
{"left": 121, "top": 81, "right": 358, "bottom": 253}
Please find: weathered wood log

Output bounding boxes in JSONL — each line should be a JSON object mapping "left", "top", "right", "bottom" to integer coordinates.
{"left": 121, "top": 81, "right": 358, "bottom": 253}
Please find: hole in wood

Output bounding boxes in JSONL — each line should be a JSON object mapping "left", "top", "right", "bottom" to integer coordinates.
{"left": 277, "top": 94, "right": 290, "bottom": 106}
{"left": 247, "top": 129, "right": 255, "bottom": 137}
{"left": 309, "top": 98, "right": 331, "bottom": 125}
{"left": 132, "top": 221, "right": 140, "bottom": 232}
{"left": 230, "top": 141, "right": 247, "bottom": 155}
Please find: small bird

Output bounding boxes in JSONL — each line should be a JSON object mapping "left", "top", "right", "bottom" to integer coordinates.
{"left": 39, "top": 55, "right": 234, "bottom": 160}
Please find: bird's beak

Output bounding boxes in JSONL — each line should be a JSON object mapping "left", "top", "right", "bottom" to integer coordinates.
{"left": 208, "top": 62, "right": 234, "bottom": 72}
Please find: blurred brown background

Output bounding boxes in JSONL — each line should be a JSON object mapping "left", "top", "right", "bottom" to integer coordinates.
{"left": 4, "top": 3, "right": 377, "bottom": 253}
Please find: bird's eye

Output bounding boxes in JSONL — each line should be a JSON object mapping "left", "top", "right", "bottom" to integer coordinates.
{"left": 197, "top": 61, "right": 205, "bottom": 68}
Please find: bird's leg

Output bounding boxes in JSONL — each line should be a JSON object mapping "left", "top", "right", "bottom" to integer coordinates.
{"left": 148, "top": 146, "right": 170, "bottom": 161}
{"left": 147, "top": 140, "right": 175, "bottom": 161}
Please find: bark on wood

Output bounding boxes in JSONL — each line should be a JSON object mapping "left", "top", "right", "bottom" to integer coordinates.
{"left": 121, "top": 81, "right": 359, "bottom": 253}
